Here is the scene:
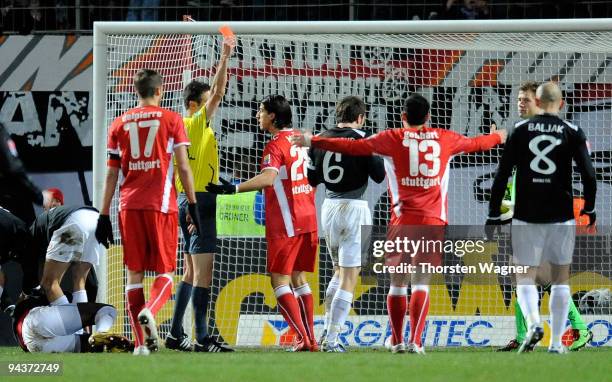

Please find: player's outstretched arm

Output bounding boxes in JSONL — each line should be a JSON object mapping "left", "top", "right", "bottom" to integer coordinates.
{"left": 488, "top": 133, "right": 516, "bottom": 222}
{"left": 207, "top": 169, "right": 277, "bottom": 194}
{"left": 205, "top": 37, "right": 235, "bottom": 118}
{"left": 453, "top": 124, "right": 507, "bottom": 154}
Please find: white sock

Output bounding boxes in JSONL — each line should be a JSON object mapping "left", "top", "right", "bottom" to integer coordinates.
{"left": 549, "top": 284, "right": 570, "bottom": 349}
{"left": 516, "top": 284, "right": 540, "bottom": 329}
{"left": 50, "top": 295, "right": 70, "bottom": 306}
{"left": 323, "top": 275, "right": 340, "bottom": 330}
{"left": 326, "top": 289, "right": 353, "bottom": 344}
{"left": 94, "top": 305, "right": 117, "bottom": 333}
{"left": 72, "top": 290, "right": 88, "bottom": 304}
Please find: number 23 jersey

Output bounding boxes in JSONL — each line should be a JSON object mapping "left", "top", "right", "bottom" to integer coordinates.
{"left": 107, "top": 105, "right": 190, "bottom": 213}
{"left": 261, "top": 129, "right": 317, "bottom": 239}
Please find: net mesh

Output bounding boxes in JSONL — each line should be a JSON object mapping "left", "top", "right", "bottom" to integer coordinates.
{"left": 101, "top": 29, "right": 612, "bottom": 348}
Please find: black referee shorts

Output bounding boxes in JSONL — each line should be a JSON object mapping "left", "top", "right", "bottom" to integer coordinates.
{"left": 178, "top": 192, "right": 217, "bottom": 254}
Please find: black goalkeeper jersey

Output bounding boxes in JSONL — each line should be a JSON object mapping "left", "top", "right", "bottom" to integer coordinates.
{"left": 489, "top": 113, "right": 596, "bottom": 223}
{"left": 307, "top": 127, "right": 385, "bottom": 199}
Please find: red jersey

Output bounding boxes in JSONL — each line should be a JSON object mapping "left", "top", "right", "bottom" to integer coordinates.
{"left": 311, "top": 126, "right": 501, "bottom": 224}
{"left": 107, "top": 105, "right": 189, "bottom": 213}
{"left": 261, "top": 129, "right": 317, "bottom": 238}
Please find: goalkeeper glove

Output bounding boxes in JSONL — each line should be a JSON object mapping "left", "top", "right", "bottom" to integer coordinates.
{"left": 95, "top": 215, "right": 114, "bottom": 249}
{"left": 206, "top": 178, "right": 237, "bottom": 195}
{"left": 187, "top": 203, "right": 200, "bottom": 233}
{"left": 580, "top": 209, "right": 596, "bottom": 226}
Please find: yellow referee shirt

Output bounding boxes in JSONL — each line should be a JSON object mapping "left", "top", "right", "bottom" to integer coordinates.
{"left": 176, "top": 105, "right": 219, "bottom": 193}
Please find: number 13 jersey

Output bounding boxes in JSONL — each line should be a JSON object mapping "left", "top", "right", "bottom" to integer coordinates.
{"left": 261, "top": 129, "right": 317, "bottom": 238}
{"left": 107, "top": 105, "right": 190, "bottom": 213}
{"left": 311, "top": 126, "right": 501, "bottom": 224}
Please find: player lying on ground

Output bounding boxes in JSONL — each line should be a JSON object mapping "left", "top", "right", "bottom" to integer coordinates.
{"left": 307, "top": 96, "right": 385, "bottom": 352}
{"left": 207, "top": 95, "right": 319, "bottom": 352}
{"left": 497, "top": 81, "right": 592, "bottom": 352}
{"left": 167, "top": 36, "right": 235, "bottom": 353}
{"left": 96, "top": 68, "right": 198, "bottom": 355}
{"left": 292, "top": 93, "right": 506, "bottom": 354}
{"left": 487, "top": 82, "right": 597, "bottom": 354}
{"left": 32, "top": 204, "right": 104, "bottom": 307}
{"left": 12, "top": 291, "right": 131, "bottom": 353}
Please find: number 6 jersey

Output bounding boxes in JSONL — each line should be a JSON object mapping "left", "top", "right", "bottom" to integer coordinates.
{"left": 261, "top": 129, "right": 317, "bottom": 238}
{"left": 107, "top": 105, "right": 189, "bottom": 213}
{"left": 489, "top": 113, "right": 596, "bottom": 223}
{"left": 310, "top": 126, "right": 502, "bottom": 224}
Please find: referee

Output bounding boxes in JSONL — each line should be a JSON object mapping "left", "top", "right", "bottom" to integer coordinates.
{"left": 166, "top": 37, "right": 235, "bottom": 352}
{"left": 0, "top": 122, "right": 49, "bottom": 224}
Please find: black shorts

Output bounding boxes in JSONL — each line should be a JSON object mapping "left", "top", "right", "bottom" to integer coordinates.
{"left": 178, "top": 192, "right": 217, "bottom": 254}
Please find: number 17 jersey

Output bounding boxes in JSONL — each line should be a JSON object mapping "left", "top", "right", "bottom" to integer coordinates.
{"left": 261, "top": 129, "right": 317, "bottom": 239}
{"left": 107, "top": 105, "right": 189, "bottom": 213}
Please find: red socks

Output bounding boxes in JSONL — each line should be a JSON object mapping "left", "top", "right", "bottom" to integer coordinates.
{"left": 145, "top": 275, "right": 174, "bottom": 315}
{"left": 274, "top": 285, "right": 310, "bottom": 344}
{"left": 126, "top": 284, "right": 145, "bottom": 347}
{"left": 409, "top": 285, "right": 430, "bottom": 346}
{"left": 294, "top": 284, "right": 315, "bottom": 344}
{"left": 387, "top": 286, "right": 408, "bottom": 345}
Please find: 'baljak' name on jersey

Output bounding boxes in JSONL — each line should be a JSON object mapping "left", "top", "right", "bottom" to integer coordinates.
{"left": 527, "top": 123, "right": 564, "bottom": 133}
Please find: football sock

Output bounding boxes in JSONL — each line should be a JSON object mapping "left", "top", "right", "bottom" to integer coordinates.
{"left": 387, "top": 286, "right": 407, "bottom": 345}
{"left": 274, "top": 285, "right": 309, "bottom": 343}
{"left": 516, "top": 284, "right": 541, "bottom": 330}
{"left": 170, "top": 281, "right": 193, "bottom": 338}
{"left": 72, "top": 290, "right": 88, "bottom": 304}
{"left": 550, "top": 285, "right": 570, "bottom": 349}
{"left": 408, "top": 284, "right": 429, "bottom": 346}
{"left": 294, "top": 283, "right": 315, "bottom": 342}
{"left": 514, "top": 299, "right": 527, "bottom": 342}
{"left": 50, "top": 295, "right": 69, "bottom": 306}
{"left": 327, "top": 289, "right": 352, "bottom": 344}
{"left": 323, "top": 275, "right": 340, "bottom": 331}
{"left": 145, "top": 274, "right": 173, "bottom": 316}
{"left": 126, "top": 284, "right": 145, "bottom": 347}
{"left": 567, "top": 298, "right": 587, "bottom": 331}
{"left": 94, "top": 305, "right": 116, "bottom": 332}
{"left": 192, "top": 286, "right": 210, "bottom": 343}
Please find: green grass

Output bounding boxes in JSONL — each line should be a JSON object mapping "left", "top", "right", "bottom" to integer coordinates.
{"left": 0, "top": 346, "right": 610, "bottom": 382}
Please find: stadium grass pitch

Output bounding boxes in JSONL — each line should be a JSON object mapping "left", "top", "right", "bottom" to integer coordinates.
{"left": 0, "top": 346, "right": 610, "bottom": 382}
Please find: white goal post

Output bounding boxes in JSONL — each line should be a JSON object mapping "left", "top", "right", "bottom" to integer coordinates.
{"left": 93, "top": 19, "right": 612, "bottom": 348}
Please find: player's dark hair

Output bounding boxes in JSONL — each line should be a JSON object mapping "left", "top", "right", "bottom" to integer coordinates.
{"left": 261, "top": 95, "right": 292, "bottom": 128}
{"left": 519, "top": 81, "right": 538, "bottom": 94}
{"left": 134, "top": 69, "right": 163, "bottom": 98}
{"left": 183, "top": 80, "right": 211, "bottom": 109}
{"left": 403, "top": 93, "right": 430, "bottom": 125}
{"left": 336, "top": 96, "right": 366, "bottom": 124}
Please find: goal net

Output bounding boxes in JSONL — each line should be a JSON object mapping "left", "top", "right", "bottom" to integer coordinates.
{"left": 93, "top": 20, "right": 612, "bottom": 349}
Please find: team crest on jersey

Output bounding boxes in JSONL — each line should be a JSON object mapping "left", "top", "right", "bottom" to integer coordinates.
{"left": 263, "top": 154, "right": 271, "bottom": 166}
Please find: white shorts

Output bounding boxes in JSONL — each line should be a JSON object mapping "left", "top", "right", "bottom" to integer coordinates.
{"left": 22, "top": 305, "right": 82, "bottom": 353}
{"left": 321, "top": 199, "right": 372, "bottom": 268}
{"left": 46, "top": 209, "right": 103, "bottom": 265}
{"left": 511, "top": 219, "right": 576, "bottom": 266}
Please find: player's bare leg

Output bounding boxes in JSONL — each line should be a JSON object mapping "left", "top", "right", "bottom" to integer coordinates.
{"left": 40, "top": 260, "right": 72, "bottom": 305}
{"left": 516, "top": 267, "right": 544, "bottom": 353}
{"left": 387, "top": 272, "right": 409, "bottom": 353}
{"left": 292, "top": 271, "right": 317, "bottom": 351}
{"left": 407, "top": 270, "right": 432, "bottom": 354}
{"left": 323, "top": 266, "right": 360, "bottom": 352}
{"left": 271, "top": 272, "right": 311, "bottom": 351}
{"left": 548, "top": 264, "right": 571, "bottom": 353}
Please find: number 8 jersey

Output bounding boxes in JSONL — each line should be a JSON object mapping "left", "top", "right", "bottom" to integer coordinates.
{"left": 261, "top": 129, "right": 317, "bottom": 238}
{"left": 311, "top": 126, "right": 502, "bottom": 224}
{"left": 107, "top": 105, "right": 189, "bottom": 213}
